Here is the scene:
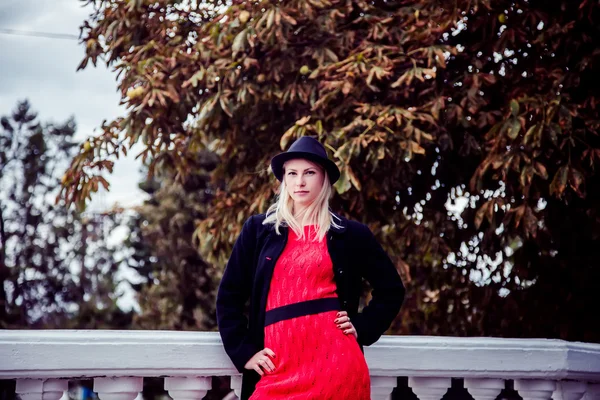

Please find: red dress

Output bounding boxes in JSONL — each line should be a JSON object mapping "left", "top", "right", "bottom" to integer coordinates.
{"left": 250, "top": 226, "right": 370, "bottom": 399}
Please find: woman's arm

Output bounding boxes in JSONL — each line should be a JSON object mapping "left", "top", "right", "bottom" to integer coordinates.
{"left": 216, "top": 215, "right": 260, "bottom": 373}
{"left": 351, "top": 224, "right": 405, "bottom": 346}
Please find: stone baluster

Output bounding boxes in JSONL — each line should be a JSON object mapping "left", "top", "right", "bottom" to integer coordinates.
{"left": 408, "top": 377, "right": 452, "bottom": 400}
{"left": 94, "top": 377, "right": 143, "bottom": 400}
{"left": 515, "top": 380, "right": 557, "bottom": 400}
{"left": 371, "top": 376, "right": 397, "bottom": 400}
{"left": 230, "top": 375, "right": 242, "bottom": 399}
{"left": 464, "top": 378, "right": 505, "bottom": 400}
{"left": 16, "top": 379, "right": 68, "bottom": 400}
{"left": 164, "top": 377, "right": 211, "bottom": 400}
{"left": 553, "top": 382, "right": 587, "bottom": 400}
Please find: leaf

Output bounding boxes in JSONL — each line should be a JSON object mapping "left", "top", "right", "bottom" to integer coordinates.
{"left": 510, "top": 99, "right": 519, "bottom": 117}
{"left": 431, "top": 97, "right": 445, "bottom": 120}
{"left": 266, "top": 8, "right": 276, "bottom": 29}
{"left": 333, "top": 166, "right": 351, "bottom": 194}
{"left": 475, "top": 200, "right": 492, "bottom": 229}
{"left": 315, "top": 120, "right": 323, "bottom": 135}
{"left": 569, "top": 168, "right": 585, "bottom": 197}
{"left": 524, "top": 124, "right": 537, "bottom": 145}
{"left": 197, "top": 96, "right": 218, "bottom": 126}
{"left": 182, "top": 69, "right": 205, "bottom": 88}
{"left": 390, "top": 70, "right": 413, "bottom": 88}
{"left": 514, "top": 205, "right": 526, "bottom": 228}
{"left": 549, "top": 165, "right": 568, "bottom": 197}
{"left": 523, "top": 206, "right": 538, "bottom": 239}
{"left": 342, "top": 80, "right": 353, "bottom": 95}
{"left": 296, "top": 116, "right": 311, "bottom": 126}
{"left": 486, "top": 199, "right": 495, "bottom": 225}
{"left": 219, "top": 95, "right": 234, "bottom": 117}
{"left": 232, "top": 28, "right": 248, "bottom": 56}
{"left": 396, "top": 258, "right": 411, "bottom": 283}
{"left": 410, "top": 140, "right": 425, "bottom": 155}
{"left": 533, "top": 162, "right": 548, "bottom": 180}
{"left": 506, "top": 118, "right": 521, "bottom": 139}
{"left": 347, "top": 166, "right": 362, "bottom": 190}
{"left": 279, "top": 10, "right": 297, "bottom": 25}
{"left": 280, "top": 125, "right": 296, "bottom": 149}
{"left": 324, "top": 48, "right": 339, "bottom": 63}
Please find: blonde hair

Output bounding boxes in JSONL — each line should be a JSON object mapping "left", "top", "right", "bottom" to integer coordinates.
{"left": 263, "top": 160, "right": 342, "bottom": 241}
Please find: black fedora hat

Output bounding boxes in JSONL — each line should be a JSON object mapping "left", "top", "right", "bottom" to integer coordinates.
{"left": 271, "top": 136, "right": 340, "bottom": 184}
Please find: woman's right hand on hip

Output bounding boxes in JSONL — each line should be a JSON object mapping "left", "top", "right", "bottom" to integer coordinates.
{"left": 244, "top": 348, "right": 276, "bottom": 376}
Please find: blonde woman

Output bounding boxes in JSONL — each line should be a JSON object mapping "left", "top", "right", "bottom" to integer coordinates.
{"left": 216, "top": 136, "right": 405, "bottom": 399}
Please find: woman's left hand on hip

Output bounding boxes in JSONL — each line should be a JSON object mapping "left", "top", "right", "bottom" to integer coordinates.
{"left": 335, "top": 311, "right": 357, "bottom": 339}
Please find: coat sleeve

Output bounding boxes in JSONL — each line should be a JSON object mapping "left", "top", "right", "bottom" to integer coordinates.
{"left": 216, "top": 215, "right": 260, "bottom": 373}
{"left": 351, "top": 224, "right": 405, "bottom": 346}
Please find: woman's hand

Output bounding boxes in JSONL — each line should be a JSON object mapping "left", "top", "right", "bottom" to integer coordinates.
{"left": 335, "top": 311, "right": 357, "bottom": 339}
{"left": 244, "top": 348, "right": 276, "bottom": 376}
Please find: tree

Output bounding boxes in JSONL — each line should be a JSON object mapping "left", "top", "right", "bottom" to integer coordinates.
{"left": 64, "top": 0, "right": 600, "bottom": 341}
{"left": 124, "top": 153, "right": 219, "bottom": 330}
{"left": 0, "top": 100, "right": 131, "bottom": 329}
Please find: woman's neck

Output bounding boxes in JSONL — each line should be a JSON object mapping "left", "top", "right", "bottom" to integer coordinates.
{"left": 292, "top": 204, "right": 307, "bottom": 218}
{"left": 293, "top": 205, "right": 311, "bottom": 226}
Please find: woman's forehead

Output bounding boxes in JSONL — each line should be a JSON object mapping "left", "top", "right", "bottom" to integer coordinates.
{"left": 283, "top": 158, "right": 321, "bottom": 169}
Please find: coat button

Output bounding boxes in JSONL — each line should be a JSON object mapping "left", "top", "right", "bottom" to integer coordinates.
{"left": 342, "top": 301, "right": 348, "bottom": 307}
{"left": 338, "top": 269, "right": 344, "bottom": 275}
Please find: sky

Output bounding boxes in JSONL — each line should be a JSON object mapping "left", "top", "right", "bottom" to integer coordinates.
{"left": 0, "top": 0, "right": 147, "bottom": 213}
{"left": 0, "top": 0, "right": 148, "bottom": 311}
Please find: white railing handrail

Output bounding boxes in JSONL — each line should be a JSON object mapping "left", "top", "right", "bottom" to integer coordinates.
{"left": 1, "top": 330, "right": 599, "bottom": 381}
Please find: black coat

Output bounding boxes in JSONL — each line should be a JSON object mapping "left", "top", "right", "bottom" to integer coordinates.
{"left": 216, "top": 213, "right": 405, "bottom": 399}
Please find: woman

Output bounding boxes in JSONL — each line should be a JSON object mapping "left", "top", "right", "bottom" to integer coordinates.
{"left": 216, "top": 136, "right": 405, "bottom": 399}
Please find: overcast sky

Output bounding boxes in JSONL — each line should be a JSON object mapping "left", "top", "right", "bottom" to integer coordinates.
{"left": 0, "top": 0, "right": 150, "bottom": 311}
{"left": 0, "top": 0, "right": 147, "bottom": 213}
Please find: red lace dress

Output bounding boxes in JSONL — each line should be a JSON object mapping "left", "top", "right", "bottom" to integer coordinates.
{"left": 250, "top": 226, "right": 370, "bottom": 399}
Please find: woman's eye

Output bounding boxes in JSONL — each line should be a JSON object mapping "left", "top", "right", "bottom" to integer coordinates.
{"left": 306, "top": 171, "right": 315, "bottom": 175}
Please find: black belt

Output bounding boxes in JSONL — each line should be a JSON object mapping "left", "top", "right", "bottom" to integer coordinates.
{"left": 264, "top": 297, "right": 341, "bottom": 327}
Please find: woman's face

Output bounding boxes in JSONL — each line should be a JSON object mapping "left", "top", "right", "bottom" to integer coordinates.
{"left": 283, "top": 158, "right": 325, "bottom": 210}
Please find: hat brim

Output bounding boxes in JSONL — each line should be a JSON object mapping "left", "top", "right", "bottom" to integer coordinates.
{"left": 271, "top": 151, "right": 340, "bottom": 184}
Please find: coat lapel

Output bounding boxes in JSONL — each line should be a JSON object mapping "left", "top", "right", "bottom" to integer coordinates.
{"left": 254, "top": 226, "right": 288, "bottom": 328}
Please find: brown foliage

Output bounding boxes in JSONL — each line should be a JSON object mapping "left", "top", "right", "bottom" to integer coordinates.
{"left": 63, "top": 0, "right": 600, "bottom": 341}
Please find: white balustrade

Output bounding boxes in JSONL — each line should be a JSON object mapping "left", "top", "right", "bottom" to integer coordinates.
{"left": 515, "top": 379, "right": 557, "bottom": 400}
{"left": 229, "top": 375, "right": 242, "bottom": 398}
{"left": 1, "top": 331, "right": 599, "bottom": 400}
{"left": 408, "top": 377, "right": 451, "bottom": 400}
{"left": 94, "top": 377, "right": 143, "bottom": 400}
{"left": 553, "top": 381, "right": 587, "bottom": 400}
{"left": 584, "top": 383, "right": 600, "bottom": 400}
{"left": 464, "top": 378, "right": 505, "bottom": 400}
{"left": 371, "top": 376, "right": 397, "bottom": 400}
{"left": 164, "top": 377, "right": 211, "bottom": 400}
{"left": 15, "top": 379, "right": 68, "bottom": 400}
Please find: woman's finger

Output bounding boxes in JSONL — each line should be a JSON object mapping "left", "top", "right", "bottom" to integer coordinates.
{"left": 253, "top": 364, "right": 264, "bottom": 376}
{"left": 257, "top": 359, "right": 270, "bottom": 372}
{"left": 260, "top": 357, "right": 274, "bottom": 372}
{"left": 344, "top": 328, "right": 357, "bottom": 338}
{"left": 337, "top": 321, "right": 352, "bottom": 329}
{"left": 337, "top": 311, "right": 348, "bottom": 318}
{"left": 334, "top": 316, "right": 351, "bottom": 324}
{"left": 263, "top": 348, "right": 276, "bottom": 359}
{"left": 263, "top": 357, "right": 276, "bottom": 372}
